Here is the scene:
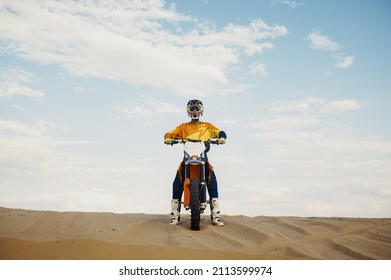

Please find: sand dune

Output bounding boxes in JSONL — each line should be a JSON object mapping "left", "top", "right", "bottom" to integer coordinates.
{"left": 0, "top": 207, "right": 390, "bottom": 260}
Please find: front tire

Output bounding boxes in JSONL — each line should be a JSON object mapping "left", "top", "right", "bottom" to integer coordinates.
{"left": 190, "top": 178, "right": 201, "bottom": 230}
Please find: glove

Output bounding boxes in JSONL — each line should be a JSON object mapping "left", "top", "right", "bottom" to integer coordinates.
{"left": 164, "top": 138, "right": 173, "bottom": 145}
{"left": 218, "top": 138, "right": 226, "bottom": 145}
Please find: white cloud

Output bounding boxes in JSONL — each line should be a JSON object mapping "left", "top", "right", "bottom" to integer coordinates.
{"left": 305, "top": 31, "right": 355, "bottom": 70}
{"left": 0, "top": 120, "right": 84, "bottom": 176}
{"left": 9, "top": 104, "right": 26, "bottom": 111}
{"left": 0, "top": 118, "right": 160, "bottom": 213}
{"left": 271, "top": 0, "right": 305, "bottom": 8}
{"left": 257, "top": 127, "right": 391, "bottom": 163}
{"left": 250, "top": 98, "right": 391, "bottom": 194}
{"left": 249, "top": 115, "right": 319, "bottom": 130}
{"left": 272, "top": 96, "right": 325, "bottom": 114}
{"left": 0, "top": 67, "right": 45, "bottom": 99}
{"left": 235, "top": 96, "right": 391, "bottom": 217}
{"left": 271, "top": 97, "right": 362, "bottom": 115}
{"left": 249, "top": 63, "right": 267, "bottom": 76}
{"left": 114, "top": 95, "right": 182, "bottom": 121}
{"left": 335, "top": 55, "right": 355, "bottom": 68}
{"left": 250, "top": 96, "right": 377, "bottom": 166}
{"left": 0, "top": 120, "right": 46, "bottom": 137}
{"left": 321, "top": 99, "right": 361, "bottom": 113}
{"left": 306, "top": 31, "right": 340, "bottom": 51}
{"left": 0, "top": 0, "right": 288, "bottom": 96}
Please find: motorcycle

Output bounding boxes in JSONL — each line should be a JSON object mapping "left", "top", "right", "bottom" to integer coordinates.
{"left": 169, "top": 138, "right": 219, "bottom": 230}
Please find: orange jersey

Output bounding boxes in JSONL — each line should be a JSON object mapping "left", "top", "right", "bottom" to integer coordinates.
{"left": 164, "top": 121, "right": 224, "bottom": 142}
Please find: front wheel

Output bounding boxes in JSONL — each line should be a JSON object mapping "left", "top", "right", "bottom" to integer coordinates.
{"left": 190, "top": 178, "right": 201, "bottom": 230}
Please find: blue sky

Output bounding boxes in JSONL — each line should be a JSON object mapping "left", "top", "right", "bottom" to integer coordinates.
{"left": 1, "top": 0, "right": 390, "bottom": 217}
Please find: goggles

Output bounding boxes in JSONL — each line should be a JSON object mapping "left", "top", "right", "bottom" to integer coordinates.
{"left": 187, "top": 100, "right": 203, "bottom": 113}
{"left": 188, "top": 106, "right": 202, "bottom": 112}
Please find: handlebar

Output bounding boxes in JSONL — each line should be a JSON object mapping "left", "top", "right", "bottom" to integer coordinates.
{"left": 165, "top": 138, "right": 219, "bottom": 146}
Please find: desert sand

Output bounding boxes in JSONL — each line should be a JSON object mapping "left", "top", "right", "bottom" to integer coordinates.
{"left": 0, "top": 207, "right": 390, "bottom": 260}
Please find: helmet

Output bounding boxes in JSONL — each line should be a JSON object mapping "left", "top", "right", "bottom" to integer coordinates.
{"left": 187, "top": 99, "right": 204, "bottom": 120}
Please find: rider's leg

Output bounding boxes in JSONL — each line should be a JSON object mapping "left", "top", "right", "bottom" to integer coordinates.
{"left": 172, "top": 171, "right": 183, "bottom": 200}
{"left": 170, "top": 198, "right": 180, "bottom": 225}
{"left": 211, "top": 198, "right": 224, "bottom": 226}
{"left": 207, "top": 170, "right": 219, "bottom": 197}
{"left": 207, "top": 169, "right": 224, "bottom": 226}
{"left": 170, "top": 165, "right": 184, "bottom": 225}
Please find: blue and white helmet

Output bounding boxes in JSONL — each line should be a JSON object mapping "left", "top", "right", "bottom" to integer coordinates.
{"left": 187, "top": 99, "right": 204, "bottom": 120}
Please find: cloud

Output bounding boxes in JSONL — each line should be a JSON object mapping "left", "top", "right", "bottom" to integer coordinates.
{"left": 249, "top": 115, "right": 319, "bottom": 130}
{"left": 0, "top": 0, "right": 288, "bottom": 96}
{"left": 9, "top": 104, "right": 26, "bottom": 111}
{"left": 251, "top": 96, "right": 391, "bottom": 182}
{"left": 306, "top": 31, "right": 340, "bottom": 51}
{"left": 0, "top": 118, "right": 159, "bottom": 212}
{"left": 335, "top": 55, "right": 355, "bottom": 69}
{"left": 270, "top": 0, "right": 305, "bottom": 8}
{"left": 272, "top": 96, "right": 325, "bottom": 114}
{"left": 271, "top": 97, "right": 362, "bottom": 115}
{"left": 250, "top": 97, "right": 370, "bottom": 159}
{"left": 224, "top": 96, "right": 391, "bottom": 217}
{"left": 305, "top": 31, "right": 354, "bottom": 70}
{"left": 0, "top": 120, "right": 85, "bottom": 178}
{"left": 0, "top": 120, "right": 59, "bottom": 137}
{"left": 249, "top": 63, "right": 267, "bottom": 76}
{"left": 0, "top": 67, "right": 45, "bottom": 99}
{"left": 114, "top": 95, "right": 182, "bottom": 121}
{"left": 320, "top": 99, "right": 361, "bottom": 113}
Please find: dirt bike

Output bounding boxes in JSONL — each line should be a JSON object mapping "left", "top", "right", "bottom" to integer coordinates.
{"left": 170, "top": 138, "right": 219, "bottom": 230}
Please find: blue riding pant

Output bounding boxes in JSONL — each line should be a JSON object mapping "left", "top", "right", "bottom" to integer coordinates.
{"left": 172, "top": 162, "right": 219, "bottom": 199}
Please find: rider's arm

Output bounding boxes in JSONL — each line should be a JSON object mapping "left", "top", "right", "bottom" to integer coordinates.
{"left": 164, "top": 124, "right": 184, "bottom": 139}
{"left": 205, "top": 122, "right": 227, "bottom": 140}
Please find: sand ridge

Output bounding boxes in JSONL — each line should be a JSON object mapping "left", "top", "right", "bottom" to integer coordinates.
{"left": 0, "top": 207, "right": 390, "bottom": 260}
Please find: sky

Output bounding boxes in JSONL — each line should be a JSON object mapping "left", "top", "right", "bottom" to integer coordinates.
{"left": 0, "top": 0, "right": 390, "bottom": 218}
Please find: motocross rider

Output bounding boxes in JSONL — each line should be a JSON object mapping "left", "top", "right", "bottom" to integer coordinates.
{"left": 164, "top": 99, "right": 227, "bottom": 226}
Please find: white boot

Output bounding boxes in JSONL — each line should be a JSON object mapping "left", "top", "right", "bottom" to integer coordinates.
{"left": 169, "top": 199, "right": 180, "bottom": 225}
{"left": 211, "top": 198, "right": 224, "bottom": 226}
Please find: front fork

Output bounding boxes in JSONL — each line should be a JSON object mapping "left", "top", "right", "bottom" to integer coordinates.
{"left": 183, "top": 161, "right": 207, "bottom": 209}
